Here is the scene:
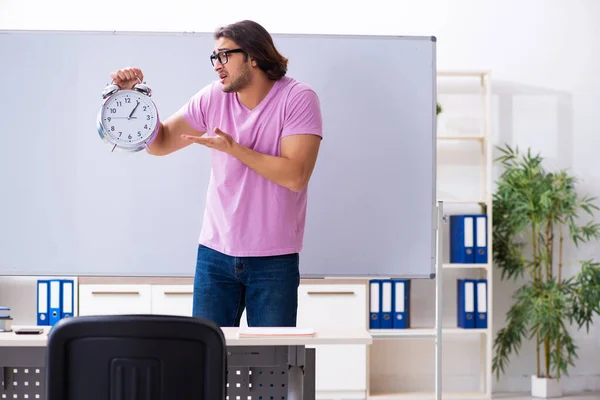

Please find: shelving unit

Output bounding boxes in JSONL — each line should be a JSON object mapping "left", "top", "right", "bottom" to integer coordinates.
{"left": 366, "top": 71, "right": 493, "bottom": 400}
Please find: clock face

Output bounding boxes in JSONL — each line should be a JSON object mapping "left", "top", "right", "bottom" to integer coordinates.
{"left": 100, "top": 90, "right": 158, "bottom": 145}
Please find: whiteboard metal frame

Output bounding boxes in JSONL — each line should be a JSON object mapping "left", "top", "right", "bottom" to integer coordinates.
{"left": 0, "top": 29, "right": 438, "bottom": 281}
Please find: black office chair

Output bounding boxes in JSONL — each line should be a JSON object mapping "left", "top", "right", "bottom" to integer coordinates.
{"left": 45, "top": 314, "right": 227, "bottom": 400}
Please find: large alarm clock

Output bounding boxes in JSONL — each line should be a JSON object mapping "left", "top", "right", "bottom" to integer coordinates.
{"left": 96, "top": 77, "right": 160, "bottom": 152}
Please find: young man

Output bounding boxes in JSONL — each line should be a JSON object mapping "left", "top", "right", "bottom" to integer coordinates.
{"left": 110, "top": 20, "right": 323, "bottom": 327}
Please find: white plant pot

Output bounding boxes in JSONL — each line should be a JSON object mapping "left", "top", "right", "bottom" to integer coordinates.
{"left": 531, "top": 375, "right": 563, "bottom": 398}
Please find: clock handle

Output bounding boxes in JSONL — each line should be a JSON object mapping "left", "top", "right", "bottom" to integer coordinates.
{"left": 102, "top": 76, "right": 145, "bottom": 99}
{"left": 116, "top": 76, "right": 143, "bottom": 86}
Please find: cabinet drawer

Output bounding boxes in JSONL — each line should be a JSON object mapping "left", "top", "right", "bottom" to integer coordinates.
{"left": 297, "top": 284, "right": 367, "bottom": 329}
{"left": 78, "top": 284, "right": 152, "bottom": 316}
{"left": 151, "top": 285, "right": 193, "bottom": 316}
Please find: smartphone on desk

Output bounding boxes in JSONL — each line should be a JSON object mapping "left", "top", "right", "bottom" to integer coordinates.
{"left": 14, "top": 328, "right": 44, "bottom": 335}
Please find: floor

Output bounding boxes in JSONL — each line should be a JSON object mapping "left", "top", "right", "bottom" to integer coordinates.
{"left": 493, "top": 393, "right": 600, "bottom": 399}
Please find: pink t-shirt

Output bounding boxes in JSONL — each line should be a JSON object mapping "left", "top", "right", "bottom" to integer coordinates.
{"left": 180, "top": 76, "right": 323, "bottom": 257}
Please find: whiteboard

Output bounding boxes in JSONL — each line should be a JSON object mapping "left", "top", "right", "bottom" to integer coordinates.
{"left": 0, "top": 30, "right": 437, "bottom": 278}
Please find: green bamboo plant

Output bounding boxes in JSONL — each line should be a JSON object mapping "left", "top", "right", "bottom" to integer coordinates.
{"left": 491, "top": 144, "right": 600, "bottom": 382}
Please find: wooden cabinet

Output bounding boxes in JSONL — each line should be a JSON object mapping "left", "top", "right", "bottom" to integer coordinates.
{"left": 78, "top": 284, "right": 152, "bottom": 316}
{"left": 297, "top": 283, "right": 368, "bottom": 399}
{"left": 150, "top": 284, "right": 194, "bottom": 316}
{"left": 77, "top": 278, "right": 368, "bottom": 399}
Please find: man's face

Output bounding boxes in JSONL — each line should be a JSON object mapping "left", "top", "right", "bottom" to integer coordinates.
{"left": 212, "top": 37, "right": 251, "bottom": 93}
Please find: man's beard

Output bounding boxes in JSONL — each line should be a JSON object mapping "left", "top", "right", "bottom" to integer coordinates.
{"left": 223, "top": 64, "right": 252, "bottom": 93}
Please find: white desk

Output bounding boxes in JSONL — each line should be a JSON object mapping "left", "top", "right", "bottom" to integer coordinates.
{"left": 0, "top": 326, "right": 372, "bottom": 347}
{"left": 0, "top": 326, "right": 372, "bottom": 400}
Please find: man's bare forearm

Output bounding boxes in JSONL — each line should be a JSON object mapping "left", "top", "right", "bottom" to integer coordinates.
{"left": 146, "top": 122, "right": 166, "bottom": 155}
{"left": 229, "top": 143, "right": 307, "bottom": 192}
{"left": 146, "top": 115, "right": 197, "bottom": 156}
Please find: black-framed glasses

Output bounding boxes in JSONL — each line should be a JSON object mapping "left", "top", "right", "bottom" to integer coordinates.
{"left": 210, "top": 49, "right": 245, "bottom": 66}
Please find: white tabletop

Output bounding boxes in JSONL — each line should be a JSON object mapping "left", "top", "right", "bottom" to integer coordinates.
{"left": 224, "top": 327, "right": 372, "bottom": 346}
{"left": 0, "top": 326, "right": 372, "bottom": 347}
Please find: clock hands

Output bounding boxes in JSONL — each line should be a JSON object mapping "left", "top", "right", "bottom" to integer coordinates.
{"left": 128, "top": 100, "right": 140, "bottom": 119}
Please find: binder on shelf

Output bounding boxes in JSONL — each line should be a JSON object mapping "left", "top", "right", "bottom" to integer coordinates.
{"left": 457, "top": 278, "right": 475, "bottom": 328}
{"left": 61, "top": 279, "right": 74, "bottom": 318}
{"left": 369, "top": 280, "right": 381, "bottom": 329}
{"left": 392, "top": 279, "right": 411, "bottom": 329}
{"left": 450, "top": 215, "right": 475, "bottom": 263}
{"left": 476, "top": 279, "right": 488, "bottom": 329}
{"left": 48, "top": 279, "right": 62, "bottom": 326}
{"left": 37, "top": 280, "right": 49, "bottom": 326}
{"left": 0, "top": 307, "right": 12, "bottom": 332}
{"left": 475, "top": 215, "right": 488, "bottom": 264}
{"left": 380, "top": 280, "right": 393, "bottom": 329}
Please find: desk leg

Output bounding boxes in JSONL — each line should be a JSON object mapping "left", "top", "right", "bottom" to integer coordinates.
{"left": 287, "top": 345, "right": 305, "bottom": 400}
{"left": 302, "top": 348, "right": 315, "bottom": 400}
{"left": 1, "top": 367, "right": 7, "bottom": 390}
{"left": 288, "top": 365, "right": 303, "bottom": 400}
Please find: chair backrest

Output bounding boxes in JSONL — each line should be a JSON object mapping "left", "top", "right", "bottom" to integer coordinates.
{"left": 46, "top": 314, "right": 227, "bottom": 400}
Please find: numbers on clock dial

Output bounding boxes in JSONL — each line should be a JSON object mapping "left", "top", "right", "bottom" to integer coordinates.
{"left": 102, "top": 92, "right": 156, "bottom": 144}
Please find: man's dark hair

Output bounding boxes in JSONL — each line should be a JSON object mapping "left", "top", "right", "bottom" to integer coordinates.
{"left": 214, "top": 20, "right": 288, "bottom": 80}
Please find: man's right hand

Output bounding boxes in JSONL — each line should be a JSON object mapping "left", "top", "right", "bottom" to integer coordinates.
{"left": 107, "top": 66, "right": 204, "bottom": 156}
{"left": 110, "top": 67, "right": 144, "bottom": 90}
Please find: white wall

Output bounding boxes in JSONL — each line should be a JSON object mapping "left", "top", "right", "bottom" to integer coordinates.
{"left": 2, "top": 0, "right": 600, "bottom": 395}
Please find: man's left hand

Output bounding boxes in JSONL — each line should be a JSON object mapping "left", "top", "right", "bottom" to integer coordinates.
{"left": 181, "top": 127, "right": 235, "bottom": 154}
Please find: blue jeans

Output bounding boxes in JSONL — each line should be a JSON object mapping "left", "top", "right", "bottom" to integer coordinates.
{"left": 192, "top": 244, "right": 300, "bottom": 327}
